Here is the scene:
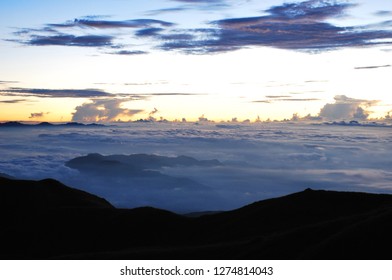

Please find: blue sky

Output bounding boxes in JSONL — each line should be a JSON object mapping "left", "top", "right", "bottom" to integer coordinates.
{"left": 1, "top": 0, "right": 392, "bottom": 122}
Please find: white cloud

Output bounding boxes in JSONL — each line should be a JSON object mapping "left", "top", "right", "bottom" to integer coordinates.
{"left": 72, "top": 99, "right": 143, "bottom": 122}
{"left": 319, "top": 95, "right": 378, "bottom": 121}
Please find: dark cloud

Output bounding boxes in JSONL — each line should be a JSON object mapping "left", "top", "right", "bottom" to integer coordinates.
{"left": 1, "top": 87, "right": 112, "bottom": 98}
{"left": 109, "top": 50, "right": 148, "bottom": 55}
{"left": 29, "top": 112, "right": 49, "bottom": 119}
{"left": 135, "top": 27, "right": 165, "bottom": 37}
{"left": 0, "top": 80, "right": 19, "bottom": 84}
{"left": 28, "top": 34, "right": 113, "bottom": 47}
{"left": 12, "top": 17, "right": 174, "bottom": 51}
{"left": 375, "top": 11, "right": 392, "bottom": 17}
{"left": 253, "top": 100, "right": 270, "bottom": 103}
{"left": 72, "top": 99, "right": 143, "bottom": 122}
{"left": 205, "top": 1, "right": 392, "bottom": 51}
{"left": 149, "top": 107, "right": 158, "bottom": 116}
{"left": 49, "top": 18, "right": 174, "bottom": 29}
{"left": 319, "top": 95, "right": 378, "bottom": 121}
{"left": 10, "top": 0, "right": 392, "bottom": 54}
{"left": 265, "top": 95, "right": 291, "bottom": 99}
{"left": 160, "top": 33, "right": 195, "bottom": 41}
{"left": 0, "top": 99, "right": 26, "bottom": 104}
{"left": 354, "top": 64, "right": 391, "bottom": 70}
{"left": 159, "top": 0, "right": 392, "bottom": 53}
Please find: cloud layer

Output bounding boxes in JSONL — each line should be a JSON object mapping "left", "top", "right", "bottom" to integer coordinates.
{"left": 2, "top": 122, "right": 392, "bottom": 212}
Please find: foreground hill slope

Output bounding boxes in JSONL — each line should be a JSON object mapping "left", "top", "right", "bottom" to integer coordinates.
{"left": 1, "top": 176, "right": 392, "bottom": 259}
{"left": 0, "top": 177, "right": 113, "bottom": 209}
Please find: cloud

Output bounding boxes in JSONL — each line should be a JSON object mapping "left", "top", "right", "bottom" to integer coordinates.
{"left": 145, "top": 7, "right": 189, "bottom": 16}
{"left": 71, "top": 99, "right": 143, "bottom": 122}
{"left": 11, "top": 17, "right": 174, "bottom": 51}
{"left": 375, "top": 11, "right": 392, "bottom": 17}
{"left": 9, "top": 0, "right": 392, "bottom": 55}
{"left": 265, "top": 95, "right": 292, "bottom": 99}
{"left": 0, "top": 80, "right": 19, "bottom": 84}
{"left": 27, "top": 34, "right": 113, "bottom": 47}
{"left": 0, "top": 87, "right": 112, "bottom": 98}
{"left": 206, "top": 0, "right": 392, "bottom": 52}
{"left": 354, "top": 64, "right": 391, "bottom": 70}
{"left": 136, "top": 93, "right": 204, "bottom": 96}
{"left": 49, "top": 18, "right": 174, "bottom": 29}
{"left": 254, "top": 97, "right": 320, "bottom": 103}
{"left": 319, "top": 95, "right": 378, "bottom": 121}
{"left": 149, "top": 107, "right": 158, "bottom": 116}
{"left": 146, "top": 0, "right": 230, "bottom": 16}
{"left": 0, "top": 99, "right": 26, "bottom": 103}
{"left": 158, "top": 0, "right": 392, "bottom": 53}
{"left": 170, "top": 0, "right": 228, "bottom": 6}
{"left": 109, "top": 50, "right": 148, "bottom": 55}
{"left": 29, "top": 112, "right": 49, "bottom": 119}
{"left": 135, "top": 27, "right": 165, "bottom": 37}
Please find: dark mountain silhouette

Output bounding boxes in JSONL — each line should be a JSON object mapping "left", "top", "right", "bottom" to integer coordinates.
{"left": 0, "top": 177, "right": 113, "bottom": 209}
{"left": 66, "top": 153, "right": 221, "bottom": 173}
{"left": 2, "top": 176, "right": 392, "bottom": 259}
{"left": 0, "top": 121, "right": 26, "bottom": 127}
{"left": 0, "top": 121, "right": 104, "bottom": 128}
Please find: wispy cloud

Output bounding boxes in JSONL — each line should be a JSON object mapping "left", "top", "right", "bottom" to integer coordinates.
{"left": 254, "top": 97, "right": 320, "bottom": 103}
{"left": 0, "top": 99, "right": 26, "bottom": 104}
{"left": 0, "top": 87, "right": 112, "bottom": 98}
{"left": 354, "top": 64, "right": 391, "bottom": 70}
{"left": 136, "top": 92, "right": 205, "bottom": 96}
{"left": 49, "top": 18, "right": 174, "bottom": 29}
{"left": 29, "top": 112, "right": 49, "bottom": 119}
{"left": 145, "top": 7, "right": 189, "bottom": 16}
{"left": 375, "top": 11, "right": 392, "bottom": 17}
{"left": 0, "top": 80, "right": 19, "bottom": 84}
{"left": 146, "top": 0, "right": 230, "bottom": 16}
{"left": 27, "top": 34, "right": 113, "bottom": 47}
{"left": 109, "top": 50, "right": 148, "bottom": 55}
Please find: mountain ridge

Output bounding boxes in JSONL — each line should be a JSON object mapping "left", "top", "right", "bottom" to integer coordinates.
{"left": 1, "top": 176, "right": 392, "bottom": 259}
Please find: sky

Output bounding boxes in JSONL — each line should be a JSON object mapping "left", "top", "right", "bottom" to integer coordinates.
{"left": 1, "top": 0, "right": 392, "bottom": 122}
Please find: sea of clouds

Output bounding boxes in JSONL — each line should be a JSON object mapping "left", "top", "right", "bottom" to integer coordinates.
{"left": 1, "top": 122, "right": 392, "bottom": 213}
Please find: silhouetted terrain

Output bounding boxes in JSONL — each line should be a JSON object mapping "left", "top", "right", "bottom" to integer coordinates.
{"left": 0, "top": 121, "right": 104, "bottom": 128}
{"left": 1, "top": 176, "right": 392, "bottom": 259}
